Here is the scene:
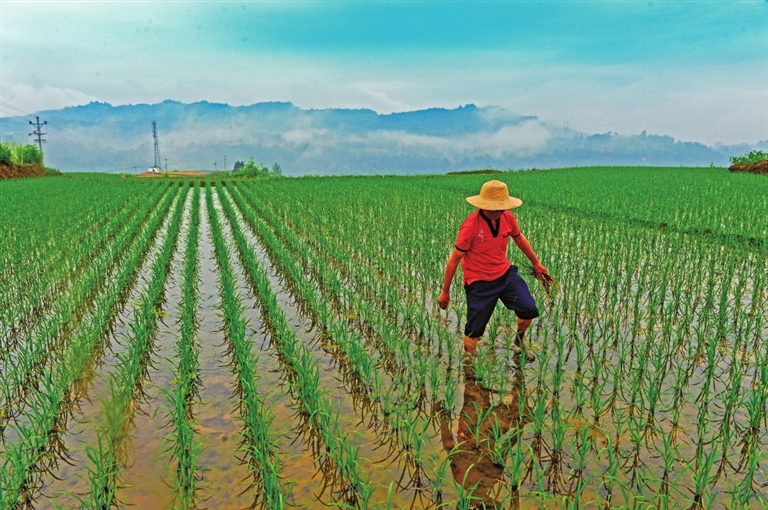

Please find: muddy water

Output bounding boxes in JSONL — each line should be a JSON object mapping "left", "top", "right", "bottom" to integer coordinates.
{"left": 468, "top": 302, "right": 768, "bottom": 508}
{"left": 222, "top": 188, "right": 458, "bottom": 508}
{"left": 214, "top": 188, "right": 330, "bottom": 506}
{"left": 39, "top": 194, "right": 179, "bottom": 509}
{"left": 192, "top": 190, "right": 255, "bottom": 509}
{"left": 117, "top": 192, "right": 192, "bottom": 508}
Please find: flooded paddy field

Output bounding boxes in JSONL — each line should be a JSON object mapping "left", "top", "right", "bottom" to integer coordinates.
{"left": 0, "top": 167, "right": 767, "bottom": 509}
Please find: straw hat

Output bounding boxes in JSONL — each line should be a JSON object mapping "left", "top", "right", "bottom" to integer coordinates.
{"left": 466, "top": 180, "right": 522, "bottom": 210}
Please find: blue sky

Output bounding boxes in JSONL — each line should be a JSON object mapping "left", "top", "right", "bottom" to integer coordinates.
{"left": 1, "top": 1, "right": 767, "bottom": 145}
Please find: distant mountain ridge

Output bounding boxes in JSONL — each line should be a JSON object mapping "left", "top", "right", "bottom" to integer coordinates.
{"left": 1, "top": 100, "right": 763, "bottom": 174}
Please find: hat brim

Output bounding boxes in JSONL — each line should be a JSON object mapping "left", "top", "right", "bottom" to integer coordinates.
{"left": 466, "top": 195, "right": 522, "bottom": 210}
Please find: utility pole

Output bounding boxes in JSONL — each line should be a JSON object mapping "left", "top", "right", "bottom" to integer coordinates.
{"left": 165, "top": 158, "right": 168, "bottom": 171}
{"left": 28, "top": 116, "right": 47, "bottom": 153}
{"left": 214, "top": 161, "right": 217, "bottom": 171}
{"left": 224, "top": 155, "right": 227, "bottom": 171}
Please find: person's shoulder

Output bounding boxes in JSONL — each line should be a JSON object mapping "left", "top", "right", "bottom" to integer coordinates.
{"left": 502, "top": 210, "right": 517, "bottom": 222}
{"left": 460, "top": 210, "right": 479, "bottom": 225}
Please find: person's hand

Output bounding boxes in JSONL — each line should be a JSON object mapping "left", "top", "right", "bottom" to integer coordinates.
{"left": 438, "top": 291, "right": 450, "bottom": 310}
{"left": 533, "top": 263, "right": 549, "bottom": 279}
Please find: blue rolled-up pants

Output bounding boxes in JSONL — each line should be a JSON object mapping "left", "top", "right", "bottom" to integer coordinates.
{"left": 463, "top": 265, "right": 539, "bottom": 338}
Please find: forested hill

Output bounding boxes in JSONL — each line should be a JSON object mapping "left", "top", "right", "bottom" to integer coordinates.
{"left": 1, "top": 100, "right": 765, "bottom": 174}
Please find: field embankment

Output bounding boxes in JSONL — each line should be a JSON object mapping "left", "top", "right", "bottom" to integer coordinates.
{"left": 729, "top": 159, "right": 768, "bottom": 174}
{"left": 0, "top": 163, "right": 58, "bottom": 180}
{"left": 137, "top": 170, "right": 209, "bottom": 178}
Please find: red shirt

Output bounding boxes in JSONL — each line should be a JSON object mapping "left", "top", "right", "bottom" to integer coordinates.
{"left": 455, "top": 210, "right": 521, "bottom": 285}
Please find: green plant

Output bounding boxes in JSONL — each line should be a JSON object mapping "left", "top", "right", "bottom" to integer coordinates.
{"left": 729, "top": 149, "right": 768, "bottom": 166}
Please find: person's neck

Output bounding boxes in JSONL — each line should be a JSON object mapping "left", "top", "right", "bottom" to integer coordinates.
{"left": 480, "top": 210, "right": 500, "bottom": 223}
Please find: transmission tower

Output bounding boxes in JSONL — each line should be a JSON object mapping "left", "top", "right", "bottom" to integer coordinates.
{"left": 28, "top": 116, "right": 47, "bottom": 153}
{"left": 152, "top": 120, "right": 161, "bottom": 169}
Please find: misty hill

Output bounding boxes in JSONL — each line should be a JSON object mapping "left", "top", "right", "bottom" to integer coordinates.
{"left": 1, "top": 100, "right": 763, "bottom": 175}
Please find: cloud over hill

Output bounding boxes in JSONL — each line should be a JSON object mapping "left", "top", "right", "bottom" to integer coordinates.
{"left": 1, "top": 101, "right": 763, "bottom": 174}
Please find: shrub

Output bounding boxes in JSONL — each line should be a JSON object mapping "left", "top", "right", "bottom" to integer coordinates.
{"left": 233, "top": 157, "right": 268, "bottom": 177}
{"left": 21, "top": 145, "right": 43, "bottom": 165}
{"left": 730, "top": 150, "right": 768, "bottom": 166}
{"left": 0, "top": 143, "right": 11, "bottom": 165}
{"left": 6, "top": 143, "right": 44, "bottom": 165}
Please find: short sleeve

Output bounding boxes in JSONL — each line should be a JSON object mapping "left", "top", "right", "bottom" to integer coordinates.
{"left": 507, "top": 211, "right": 521, "bottom": 237}
{"left": 455, "top": 217, "right": 474, "bottom": 252}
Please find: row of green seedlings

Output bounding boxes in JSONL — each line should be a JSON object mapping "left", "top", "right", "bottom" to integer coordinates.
{"left": 241, "top": 182, "right": 469, "bottom": 431}
{"left": 234, "top": 184, "right": 465, "bottom": 430}
{"left": 0, "top": 179, "right": 145, "bottom": 322}
{"left": 482, "top": 227, "right": 768, "bottom": 504}
{"left": 222, "top": 189, "right": 412, "bottom": 451}
{"left": 226, "top": 184, "right": 454, "bottom": 495}
{"left": 545, "top": 214, "right": 765, "bottom": 365}
{"left": 0, "top": 188, "right": 151, "bottom": 350}
{"left": 165, "top": 185, "right": 202, "bottom": 509}
{"left": 504, "top": 304, "right": 768, "bottom": 508}
{"left": 240, "top": 182, "right": 544, "bottom": 506}
{"left": 0, "top": 181, "right": 165, "bottom": 358}
{"left": 250, "top": 179, "right": 465, "bottom": 356}
{"left": 250, "top": 179, "right": 458, "bottom": 330}
{"left": 244, "top": 181, "right": 608, "bottom": 504}
{"left": 84, "top": 186, "right": 186, "bottom": 508}
{"left": 245, "top": 179, "right": 768, "bottom": 506}
{"left": 0, "top": 184, "right": 169, "bottom": 420}
{"left": 213, "top": 187, "right": 374, "bottom": 508}
{"left": 0, "top": 180, "right": 170, "bottom": 323}
{"left": 239, "top": 182, "right": 458, "bottom": 404}
{"left": 0, "top": 186, "right": 154, "bottom": 350}
{"left": 236, "top": 185, "right": 522, "bottom": 507}
{"left": 0, "top": 185, "right": 170, "bottom": 436}
{"left": 204, "top": 187, "right": 286, "bottom": 508}
{"left": 0, "top": 183, "right": 179, "bottom": 508}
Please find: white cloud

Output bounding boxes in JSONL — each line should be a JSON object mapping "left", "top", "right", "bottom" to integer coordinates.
{"left": 369, "top": 120, "right": 551, "bottom": 158}
{"left": 356, "top": 87, "right": 412, "bottom": 113}
{"left": 281, "top": 128, "right": 327, "bottom": 144}
{"left": 0, "top": 83, "right": 94, "bottom": 117}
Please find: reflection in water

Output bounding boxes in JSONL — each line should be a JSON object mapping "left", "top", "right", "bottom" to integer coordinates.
{"left": 438, "top": 362, "right": 528, "bottom": 509}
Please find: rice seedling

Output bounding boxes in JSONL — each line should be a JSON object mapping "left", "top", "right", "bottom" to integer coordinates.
{"left": 0, "top": 186, "right": 171, "bottom": 433}
{"left": 165, "top": 184, "right": 202, "bottom": 509}
{"left": 85, "top": 186, "right": 186, "bottom": 506}
{"left": 1, "top": 166, "right": 766, "bottom": 507}
{"left": 205, "top": 186, "right": 287, "bottom": 507}
{"left": 0, "top": 184, "right": 178, "bottom": 508}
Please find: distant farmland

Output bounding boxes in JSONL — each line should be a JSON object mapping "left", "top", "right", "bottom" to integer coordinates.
{"left": 0, "top": 167, "right": 766, "bottom": 509}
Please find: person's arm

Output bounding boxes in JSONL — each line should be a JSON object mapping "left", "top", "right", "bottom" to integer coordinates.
{"left": 438, "top": 248, "right": 465, "bottom": 310}
{"left": 512, "top": 233, "right": 548, "bottom": 278}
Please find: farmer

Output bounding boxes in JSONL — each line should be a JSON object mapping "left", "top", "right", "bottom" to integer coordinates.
{"left": 438, "top": 180, "right": 547, "bottom": 359}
